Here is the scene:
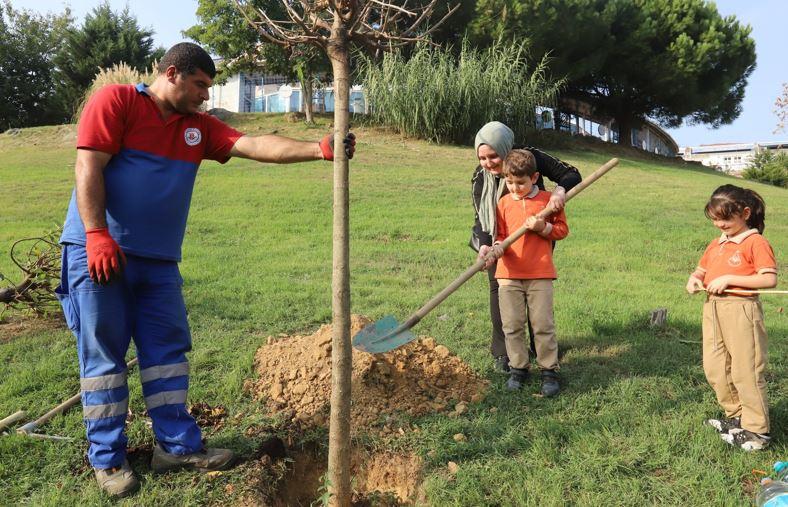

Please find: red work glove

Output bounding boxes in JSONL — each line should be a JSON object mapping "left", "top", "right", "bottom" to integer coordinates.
{"left": 319, "top": 132, "right": 356, "bottom": 160}
{"left": 85, "top": 228, "right": 127, "bottom": 284}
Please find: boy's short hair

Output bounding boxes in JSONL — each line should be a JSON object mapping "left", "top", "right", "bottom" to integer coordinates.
{"left": 158, "top": 42, "right": 216, "bottom": 78}
{"left": 503, "top": 149, "right": 537, "bottom": 178}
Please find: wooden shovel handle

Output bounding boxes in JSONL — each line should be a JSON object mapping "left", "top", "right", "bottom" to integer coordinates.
{"left": 491, "top": 158, "right": 619, "bottom": 254}
{"left": 398, "top": 158, "right": 619, "bottom": 331}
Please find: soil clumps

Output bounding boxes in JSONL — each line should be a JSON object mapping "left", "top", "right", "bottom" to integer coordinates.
{"left": 247, "top": 314, "right": 489, "bottom": 433}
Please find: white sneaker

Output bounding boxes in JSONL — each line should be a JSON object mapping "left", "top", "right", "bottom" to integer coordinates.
{"left": 720, "top": 428, "right": 770, "bottom": 451}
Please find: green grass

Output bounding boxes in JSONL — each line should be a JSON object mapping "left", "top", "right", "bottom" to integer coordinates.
{"left": 0, "top": 115, "right": 786, "bottom": 506}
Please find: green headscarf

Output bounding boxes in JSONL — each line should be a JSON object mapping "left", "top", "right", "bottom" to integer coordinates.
{"left": 474, "top": 122, "right": 515, "bottom": 235}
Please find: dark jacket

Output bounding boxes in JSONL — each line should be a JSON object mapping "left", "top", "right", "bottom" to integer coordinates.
{"left": 470, "top": 146, "right": 582, "bottom": 251}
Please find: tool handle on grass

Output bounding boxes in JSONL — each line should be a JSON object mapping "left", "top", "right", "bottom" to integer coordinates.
{"left": 17, "top": 393, "right": 82, "bottom": 434}
{"left": 0, "top": 410, "right": 26, "bottom": 433}
{"left": 17, "top": 357, "right": 138, "bottom": 435}
{"left": 400, "top": 158, "right": 619, "bottom": 332}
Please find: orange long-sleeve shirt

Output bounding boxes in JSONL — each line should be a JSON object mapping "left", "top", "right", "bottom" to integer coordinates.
{"left": 494, "top": 189, "right": 568, "bottom": 280}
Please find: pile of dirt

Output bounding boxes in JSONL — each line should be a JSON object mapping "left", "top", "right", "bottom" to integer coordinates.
{"left": 247, "top": 315, "right": 489, "bottom": 433}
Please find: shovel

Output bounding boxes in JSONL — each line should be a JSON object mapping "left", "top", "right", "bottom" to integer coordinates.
{"left": 353, "top": 158, "right": 619, "bottom": 353}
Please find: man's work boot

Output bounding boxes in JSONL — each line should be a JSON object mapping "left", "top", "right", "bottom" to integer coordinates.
{"left": 151, "top": 444, "right": 235, "bottom": 474}
{"left": 505, "top": 367, "right": 529, "bottom": 391}
{"left": 94, "top": 460, "right": 139, "bottom": 498}
{"left": 540, "top": 369, "right": 560, "bottom": 397}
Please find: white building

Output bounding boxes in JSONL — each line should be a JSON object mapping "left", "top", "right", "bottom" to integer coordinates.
{"left": 207, "top": 71, "right": 367, "bottom": 114}
{"left": 680, "top": 142, "right": 788, "bottom": 175}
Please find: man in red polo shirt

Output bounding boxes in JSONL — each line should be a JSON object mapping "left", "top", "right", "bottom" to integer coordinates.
{"left": 56, "top": 42, "right": 355, "bottom": 497}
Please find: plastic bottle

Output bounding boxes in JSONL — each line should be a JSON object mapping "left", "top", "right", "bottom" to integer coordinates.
{"left": 756, "top": 478, "right": 788, "bottom": 507}
{"left": 775, "top": 462, "right": 788, "bottom": 483}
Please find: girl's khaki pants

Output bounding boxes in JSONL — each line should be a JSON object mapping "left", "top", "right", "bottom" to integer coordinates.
{"left": 702, "top": 295, "right": 769, "bottom": 434}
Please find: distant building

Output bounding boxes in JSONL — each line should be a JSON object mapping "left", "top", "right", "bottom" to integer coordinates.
{"left": 208, "top": 71, "right": 366, "bottom": 114}
{"left": 555, "top": 97, "right": 679, "bottom": 156}
{"left": 680, "top": 142, "right": 788, "bottom": 175}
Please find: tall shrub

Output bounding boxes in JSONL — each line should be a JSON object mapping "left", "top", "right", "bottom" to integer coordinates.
{"left": 358, "top": 39, "right": 563, "bottom": 144}
{"left": 742, "top": 149, "right": 788, "bottom": 188}
{"left": 74, "top": 62, "right": 157, "bottom": 120}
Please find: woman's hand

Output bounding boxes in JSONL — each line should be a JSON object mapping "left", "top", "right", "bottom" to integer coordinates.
{"left": 478, "top": 244, "right": 503, "bottom": 269}
{"left": 705, "top": 276, "right": 732, "bottom": 295}
{"left": 685, "top": 276, "right": 705, "bottom": 294}
{"left": 549, "top": 186, "right": 567, "bottom": 211}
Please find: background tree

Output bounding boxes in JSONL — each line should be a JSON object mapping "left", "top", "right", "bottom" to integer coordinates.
{"left": 775, "top": 82, "right": 787, "bottom": 134}
{"left": 185, "top": 0, "right": 329, "bottom": 122}
{"left": 0, "top": 1, "right": 72, "bottom": 130}
{"left": 743, "top": 149, "right": 788, "bottom": 188}
{"left": 470, "top": 0, "right": 757, "bottom": 145}
{"left": 54, "top": 1, "right": 163, "bottom": 119}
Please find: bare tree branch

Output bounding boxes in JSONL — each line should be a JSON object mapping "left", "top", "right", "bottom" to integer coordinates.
{"left": 368, "top": 0, "right": 416, "bottom": 17}
{"left": 235, "top": 0, "right": 455, "bottom": 54}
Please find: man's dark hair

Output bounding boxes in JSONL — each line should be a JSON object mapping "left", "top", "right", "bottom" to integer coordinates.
{"left": 158, "top": 42, "right": 216, "bottom": 78}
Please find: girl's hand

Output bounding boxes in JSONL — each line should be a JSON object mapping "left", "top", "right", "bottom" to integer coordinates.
{"left": 549, "top": 187, "right": 567, "bottom": 211}
{"left": 686, "top": 276, "right": 705, "bottom": 294}
{"left": 706, "top": 276, "right": 732, "bottom": 294}
{"left": 525, "top": 216, "right": 546, "bottom": 232}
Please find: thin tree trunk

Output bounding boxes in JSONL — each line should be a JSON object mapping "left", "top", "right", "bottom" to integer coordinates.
{"left": 326, "top": 16, "right": 352, "bottom": 507}
{"left": 301, "top": 77, "right": 314, "bottom": 123}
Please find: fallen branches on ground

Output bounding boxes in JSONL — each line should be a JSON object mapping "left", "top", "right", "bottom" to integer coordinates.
{"left": 0, "top": 230, "right": 61, "bottom": 316}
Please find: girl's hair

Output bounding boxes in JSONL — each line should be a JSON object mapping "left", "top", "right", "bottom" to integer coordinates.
{"left": 704, "top": 184, "right": 766, "bottom": 233}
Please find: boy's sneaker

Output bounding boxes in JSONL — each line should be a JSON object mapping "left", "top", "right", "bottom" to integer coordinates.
{"left": 540, "top": 369, "right": 560, "bottom": 397}
{"left": 151, "top": 444, "right": 236, "bottom": 474}
{"left": 705, "top": 416, "right": 741, "bottom": 434}
{"left": 505, "top": 368, "right": 529, "bottom": 390}
{"left": 720, "top": 428, "right": 771, "bottom": 451}
{"left": 94, "top": 460, "right": 139, "bottom": 498}
{"left": 494, "top": 355, "right": 510, "bottom": 374}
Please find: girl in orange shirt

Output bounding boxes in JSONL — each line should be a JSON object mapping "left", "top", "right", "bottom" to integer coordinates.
{"left": 686, "top": 184, "right": 778, "bottom": 451}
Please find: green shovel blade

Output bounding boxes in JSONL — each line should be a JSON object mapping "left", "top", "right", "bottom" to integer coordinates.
{"left": 352, "top": 315, "right": 416, "bottom": 354}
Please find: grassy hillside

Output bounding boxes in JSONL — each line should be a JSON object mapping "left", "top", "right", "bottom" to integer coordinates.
{"left": 0, "top": 115, "right": 786, "bottom": 505}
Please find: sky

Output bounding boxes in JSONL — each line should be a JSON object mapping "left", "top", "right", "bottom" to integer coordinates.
{"left": 27, "top": 0, "right": 788, "bottom": 148}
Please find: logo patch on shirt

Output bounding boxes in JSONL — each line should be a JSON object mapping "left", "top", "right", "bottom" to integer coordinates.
{"left": 184, "top": 128, "right": 202, "bottom": 146}
{"left": 728, "top": 251, "right": 742, "bottom": 267}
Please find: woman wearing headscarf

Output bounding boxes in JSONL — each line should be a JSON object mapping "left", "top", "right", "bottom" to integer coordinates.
{"left": 471, "top": 121, "right": 582, "bottom": 373}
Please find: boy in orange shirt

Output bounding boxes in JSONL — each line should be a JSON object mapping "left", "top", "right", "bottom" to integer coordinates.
{"left": 479, "top": 149, "right": 568, "bottom": 395}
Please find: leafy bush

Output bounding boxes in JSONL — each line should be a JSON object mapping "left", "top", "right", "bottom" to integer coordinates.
{"left": 74, "top": 61, "right": 158, "bottom": 121}
{"left": 357, "top": 40, "right": 563, "bottom": 145}
{"left": 742, "top": 149, "right": 788, "bottom": 188}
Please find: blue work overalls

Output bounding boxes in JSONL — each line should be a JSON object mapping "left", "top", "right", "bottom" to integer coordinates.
{"left": 56, "top": 244, "right": 202, "bottom": 469}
